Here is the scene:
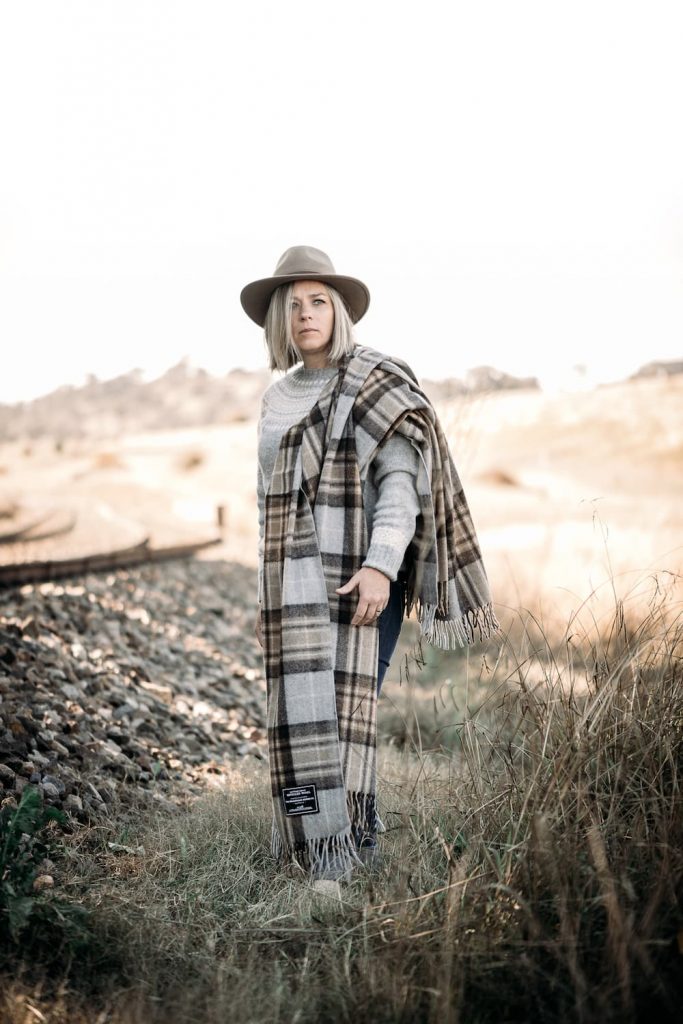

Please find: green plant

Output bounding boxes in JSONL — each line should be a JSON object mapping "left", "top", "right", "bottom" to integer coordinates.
{"left": 0, "top": 785, "right": 90, "bottom": 958}
{"left": 0, "top": 786, "right": 65, "bottom": 942}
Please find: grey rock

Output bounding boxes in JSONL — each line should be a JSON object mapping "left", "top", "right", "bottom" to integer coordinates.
{"left": 41, "top": 774, "right": 66, "bottom": 795}
{"left": 16, "top": 712, "right": 39, "bottom": 734}
{"left": 96, "top": 779, "right": 117, "bottom": 802}
{"left": 112, "top": 702, "right": 137, "bottom": 720}
{"left": 28, "top": 751, "right": 50, "bottom": 767}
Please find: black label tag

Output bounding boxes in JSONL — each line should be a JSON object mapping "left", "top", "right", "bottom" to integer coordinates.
{"left": 282, "top": 784, "right": 319, "bottom": 816}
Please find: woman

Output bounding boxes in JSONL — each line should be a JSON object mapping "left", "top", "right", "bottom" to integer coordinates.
{"left": 240, "top": 245, "right": 499, "bottom": 888}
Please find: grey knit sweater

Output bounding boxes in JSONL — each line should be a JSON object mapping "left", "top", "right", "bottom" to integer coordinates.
{"left": 257, "top": 364, "right": 421, "bottom": 602}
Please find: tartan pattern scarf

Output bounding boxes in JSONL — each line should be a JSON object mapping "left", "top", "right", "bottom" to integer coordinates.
{"left": 262, "top": 345, "right": 500, "bottom": 876}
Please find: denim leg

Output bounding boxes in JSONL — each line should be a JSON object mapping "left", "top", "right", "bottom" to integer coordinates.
{"left": 350, "top": 579, "right": 405, "bottom": 856}
{"left": 376, "top": 577, "right": 405, "bottom": 696}
{"left": 352, "top": 580, "right": 405, "bottom": 856}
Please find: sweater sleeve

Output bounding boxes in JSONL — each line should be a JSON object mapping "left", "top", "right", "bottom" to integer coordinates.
{"left": 362, "top": 432, "right": 421, "bottom": 581}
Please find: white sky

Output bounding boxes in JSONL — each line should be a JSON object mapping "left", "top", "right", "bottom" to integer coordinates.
{"left": 0, "top": 0, "right": 681, "bottom": 403}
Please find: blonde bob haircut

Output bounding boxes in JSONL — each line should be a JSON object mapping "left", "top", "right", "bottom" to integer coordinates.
{"left": 263, "top": 281, "right": 356, "bottom": 372}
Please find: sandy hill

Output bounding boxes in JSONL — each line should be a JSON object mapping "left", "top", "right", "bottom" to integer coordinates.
{"left": 0, "top": 359, "right": 539, "bottom": 443}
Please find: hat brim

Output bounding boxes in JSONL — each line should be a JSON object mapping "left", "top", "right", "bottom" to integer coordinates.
{"left": 240, "top": 273, "right": 370, "bottom": 328}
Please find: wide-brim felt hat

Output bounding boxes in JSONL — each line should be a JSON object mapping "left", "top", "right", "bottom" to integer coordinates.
{"left": 240, "top": 245, "right": 370, "bottom": 327}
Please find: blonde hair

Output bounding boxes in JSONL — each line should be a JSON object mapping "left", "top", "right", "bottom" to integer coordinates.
{"left": 263, "top": 281, "right": 356, "bottom": 372}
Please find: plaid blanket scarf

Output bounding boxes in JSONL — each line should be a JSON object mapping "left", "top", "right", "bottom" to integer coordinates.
{"left": 261, "top": 345, "right": 500, "bottom": 876}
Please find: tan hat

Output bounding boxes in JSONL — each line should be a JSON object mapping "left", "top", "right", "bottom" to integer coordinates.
{"left": 240, "top": 245, "right": 370, "bottom": 327}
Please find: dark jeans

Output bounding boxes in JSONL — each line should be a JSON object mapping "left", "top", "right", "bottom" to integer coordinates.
{"left": 376, "top": 576, "right": 405, "bottom": 695}
{"left": 352, "top": 576, "right": 405, "bottom": 853}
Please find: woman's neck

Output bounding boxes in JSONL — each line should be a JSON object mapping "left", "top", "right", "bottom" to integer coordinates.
{"left": 298, "top": 362, "right": 336, "bottom": 374}
{"left": 300, "top": 354, "right": 332, "bottom": 370}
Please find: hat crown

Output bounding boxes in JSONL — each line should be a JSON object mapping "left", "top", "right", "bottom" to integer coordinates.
{"left": 274, "top": 245, "right": 336, "bottom": 278}
{"left": 240, "top": 244, "right": 369, "bottom": 327}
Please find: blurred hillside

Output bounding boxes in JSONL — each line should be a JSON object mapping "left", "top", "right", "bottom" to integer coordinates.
{"left": 1, "top": 354, "right": 680, "bottom": 444}
{"left": 630, "top": 358, "right": 683, "bottom": 379}
{"left": 0, "top": 360, "right": 272, "bottom": 442}
{"left": 0, "top": 358, "right": 539, "bottom": 442}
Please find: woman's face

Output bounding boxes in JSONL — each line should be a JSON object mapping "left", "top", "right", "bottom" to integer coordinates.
{"left": 290, "top": 280, "right": 335, "bottom": 366}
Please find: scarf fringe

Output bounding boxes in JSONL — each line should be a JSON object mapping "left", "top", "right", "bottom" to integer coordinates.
{"left": 347, "top": 789, "right": 386, "bottom": 836}
{"left": 270, "top": 788, "right": 385, "bottom": 877}
{"left": 418, "top": 600, "right": 501, "bottom": 650}
{"left": 271, "top": 816, "right": 364, "bottom": 877}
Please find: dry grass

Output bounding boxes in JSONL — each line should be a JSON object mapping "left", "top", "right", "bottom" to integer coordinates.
{"left": 91, "top": 451, "right": 127, "bottom": 470}
{"left": 1, "top": 574, "right": 681, "bottom": 1023}
{"left": 176, "top": 449, "right": 206, "bottom": 472}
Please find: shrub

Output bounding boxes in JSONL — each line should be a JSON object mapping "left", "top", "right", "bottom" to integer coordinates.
{"left": 0, "top": 786, "right": 90, "bottom": 964}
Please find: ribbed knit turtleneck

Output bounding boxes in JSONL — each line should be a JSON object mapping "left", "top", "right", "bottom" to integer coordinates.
{"left": 257, "top": 365, "right": 338, "bottom": 484}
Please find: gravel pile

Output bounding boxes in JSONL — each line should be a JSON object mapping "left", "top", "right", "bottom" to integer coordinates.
{"left": 0, "top": 558, "right": 266, "bottom": 821}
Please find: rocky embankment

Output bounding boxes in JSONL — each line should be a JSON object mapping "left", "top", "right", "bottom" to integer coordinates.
{"left": 0, "top": 557, "right": 266, "bottom": 822}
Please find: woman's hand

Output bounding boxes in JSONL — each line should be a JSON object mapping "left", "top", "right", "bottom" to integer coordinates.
{"left": 255, "top": 605, "right": 263, "bottom": 648}
{"left": 336, "top": 567, "right": 390, "bottom": 626}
